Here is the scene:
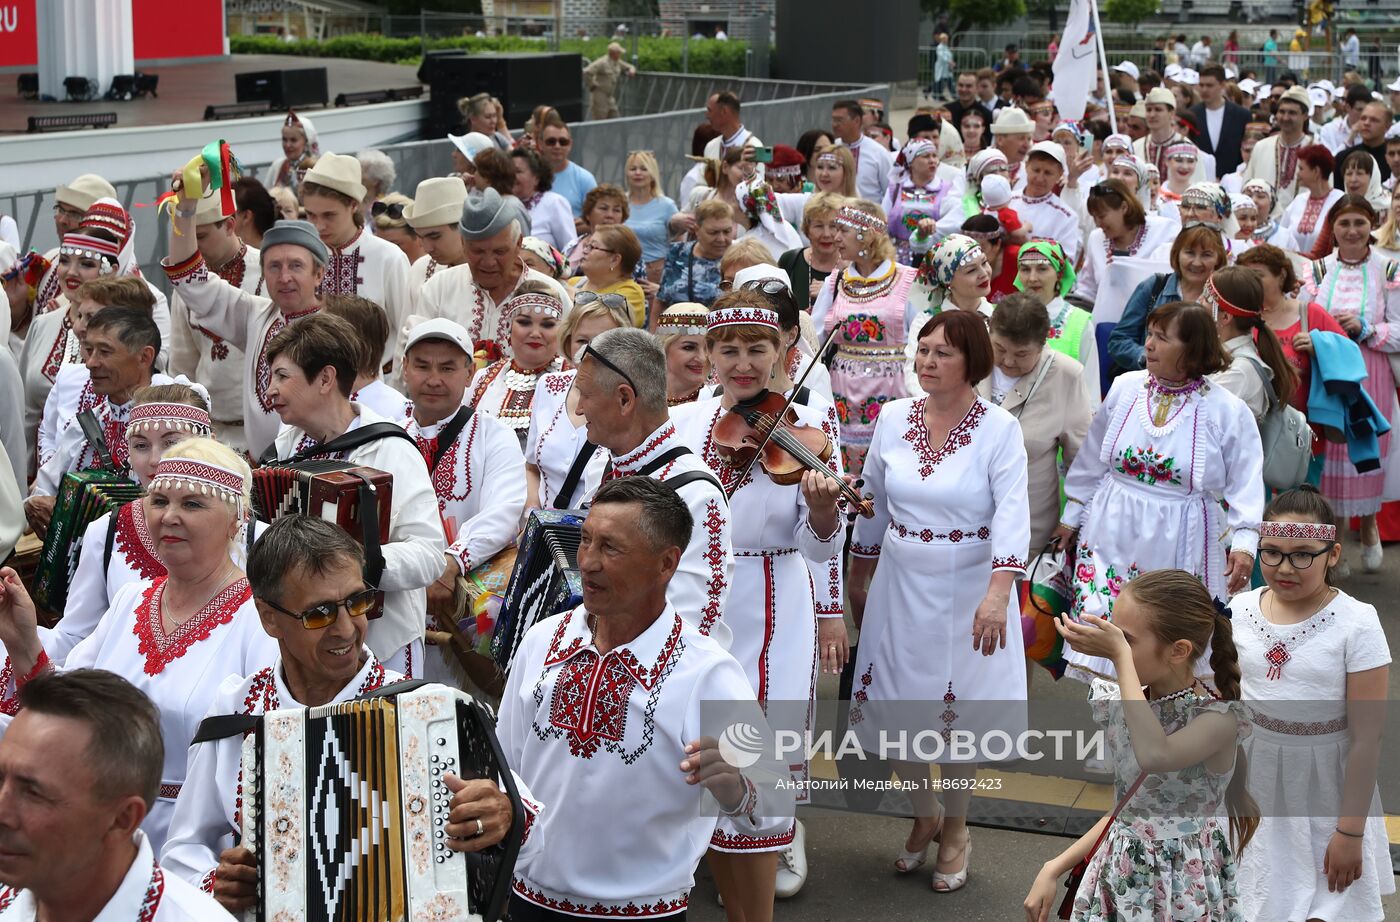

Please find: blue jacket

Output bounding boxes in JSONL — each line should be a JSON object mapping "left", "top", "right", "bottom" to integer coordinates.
{"left": 1106, "top": 272, "right": 1181, "bottom": 372}
{"left": 1307, "top": 330, "right": 1393, "bottom": 473}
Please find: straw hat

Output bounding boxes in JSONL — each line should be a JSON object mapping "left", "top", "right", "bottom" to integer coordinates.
{"left": 55, "top": 174, "right": 117, "bottom": 212}
{"left": 193, "top": 190, "right": 237, "bottom": 226}
{"left": 1144, "top": 87, "right": 1176, "bottom": 108}
{"left": 303, "top": 153, "right": 368, "bottom": 202}
{"left": 405, "top": 176, "right": 469, "bottom": 230}
{"left": 990, "top": 107, "right": 1034, "bottom": 135}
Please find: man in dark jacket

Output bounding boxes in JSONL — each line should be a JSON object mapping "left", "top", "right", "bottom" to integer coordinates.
{"left": 1190, "top": 64, "right": 1251, "bottom": 178}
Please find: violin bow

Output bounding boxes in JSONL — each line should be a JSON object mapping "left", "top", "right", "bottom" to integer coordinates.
{"left": 723, "top": 321, "right": 845, "bottom": 499}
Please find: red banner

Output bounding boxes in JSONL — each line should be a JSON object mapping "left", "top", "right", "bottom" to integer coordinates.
{"left": 0, "top": 1, "right": 38, "bottom": 69}
{"left": 0, "top": 0, "right": 223, "bottom": 69}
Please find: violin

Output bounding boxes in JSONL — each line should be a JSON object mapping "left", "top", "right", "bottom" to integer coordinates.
{"left": 712, "top": 390, "right": 875, "bottom": 518}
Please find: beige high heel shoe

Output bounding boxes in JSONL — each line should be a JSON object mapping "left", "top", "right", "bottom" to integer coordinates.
{"left": 893, "top": 803, "right": 945, "bottom": 874}
{"left": 931, "top": 834, "right": 971, "bottom": 892}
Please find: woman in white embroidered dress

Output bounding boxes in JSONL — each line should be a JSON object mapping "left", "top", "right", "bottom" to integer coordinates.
{"left": 847, "top": 309, "right": 1029, "bottom": 892}
{"left": 469, "top": 284, "right": 569, "bottom": 448}
{"left": 1051, "top": 302, "right": 1264, "bottom": 684}
{"left": 1283, "top": 145, "right": 1343, "bottom": 257}
{"left": 670, "top": 292, "right": 847, "bottom": 907}
{"left": 54, "top": 385, "right": 220, "bottom": 663}
{"left": 523, "top": 295, "right": 629, "bottom": 510}
{"left": 1076, "top": 178, "right": 1179, "bottom": 304}
{"left": 658, "top": 302, "right": 711, "bottom": 408}
{"left": 1300, "top": 194, "right": 1400, "bottom": 572}
{"left": 0, "top": 438, "right": 277, "bottom": 853}
{"left": 1242, "top": 179, "right": 1302, "bottom": 252}
{"left": 811, "top": 201, "right": 921, "bottom": 479}
{"left": 1230, "top": 487, "right": 1394, "bottom": 922}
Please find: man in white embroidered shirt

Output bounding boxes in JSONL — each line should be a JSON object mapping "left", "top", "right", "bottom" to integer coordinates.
{"left": 499, "top": 477, "right": 789, "bottom": 920}
{"left": 161, "top": 516, "right": 518, "bottom": 913}
{"left": 0, "top": 669, "right": 236, "bottom": 920}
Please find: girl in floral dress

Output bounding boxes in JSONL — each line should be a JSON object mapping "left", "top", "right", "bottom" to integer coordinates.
{"left": 1051, "top": 302, "right": 1264, "bottom": 684}
{"left": 811, "top": 201, "right": 920, "bottom": 479}
{"left": 1024, "top": 569, "right": 1259, "bottom": 922}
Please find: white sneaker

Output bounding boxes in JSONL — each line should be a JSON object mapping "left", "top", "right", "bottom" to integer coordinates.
{"left": 1083, "top": 755, "right": 1111, "bottom": 775}
{"left": 1362, "top": 541, "right": 1383, "bottom": 572}
{"left": 775, "top": 820, "right": 808, "bottom": 898}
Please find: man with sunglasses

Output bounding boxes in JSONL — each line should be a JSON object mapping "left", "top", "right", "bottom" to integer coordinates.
{"left": 572, "top": 327, "right": 735, "bottom": 648}
{"left": 162, "top": 516, "right": 522, "bottom": 912}
{"left": 537, "top": 116, "right": 597, "bottom": 221}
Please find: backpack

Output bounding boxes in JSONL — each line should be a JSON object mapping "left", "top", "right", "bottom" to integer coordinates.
{"left": 1239, "top": 353, "right": 1311, "bottom": 491}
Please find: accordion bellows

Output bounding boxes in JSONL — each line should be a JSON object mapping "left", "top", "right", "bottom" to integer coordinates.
{"left": 240, "top": 685, "right": 521, "bottom": 922}
{"left": 491, "top": 509, "right": 585, "bottom": 675}
{"left": 35, "top": 470, "right": 142, "bottom": 612}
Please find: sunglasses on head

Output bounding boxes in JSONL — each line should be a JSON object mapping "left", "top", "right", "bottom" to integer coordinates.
{"left": 575, "top": 289, "right": 629, "bottom": 311}
{"left": 740, "top": 278, "right": 790, "bottom": 296}
{"left": 372, "top": 201, "right": 406, "bottom": 220}
{"left": 259, "top": 587, "right": 380, "bottom": 630}
{"left": 582, "top": 341, "right": 639, "bottom": 394}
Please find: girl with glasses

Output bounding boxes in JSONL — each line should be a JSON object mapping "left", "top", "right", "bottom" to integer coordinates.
{"left": 1229, "top": 485, "right": 1394, "bottom": 921}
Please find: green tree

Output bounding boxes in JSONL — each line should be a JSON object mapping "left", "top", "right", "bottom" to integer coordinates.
{"left": 922, "top": 0, "right": 1027, "bottom": 31}
{"left": 1102, "top": 0, "right": 1158, "bottom": 24}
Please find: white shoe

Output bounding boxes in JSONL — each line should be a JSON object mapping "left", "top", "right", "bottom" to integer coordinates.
{"left": 932, "top": 835, "right": 971, "bottom": 892}
{"left": 1083, "top": 755, "right": 1111, "bottom": 775}
{"left": 1362, "top": 541, "right": 1383, "bottom": 572}
{"left": 775, "top": 820, "right": 808, "bottom": 898}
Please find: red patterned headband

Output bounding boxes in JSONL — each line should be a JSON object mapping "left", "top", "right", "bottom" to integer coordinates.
{"left": 1204, "top": 277, "right": 1257, "bottom": 319}
{"left": 503, "top": 292, "right": 563, "bottom": 321}
{"left": 1164, "top": 142, "right": 1198, "bottom": 160}
{"left": 150, "top": 457, "right": 247, "bottom": 507}
{"left": 835, "top": 207, "right": 884, "bottom": 233}
{"left": 707, "top": 306, "right": 779, "bottom": 332}
{"left": 1260, "top": 521, "right": 1337, "bottom": 541}
{"left": 128, "top": 402, "right": 212, "bottom": 436}
{"left": 657, "top": 306, "right": 709, "bottom": 335}
{"left": 59, "top": 233, "right": 120, "bottom": 262}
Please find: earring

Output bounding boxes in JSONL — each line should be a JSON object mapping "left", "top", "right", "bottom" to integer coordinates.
{"left": 856, "top": 231, "right": 866, "bottom": 242}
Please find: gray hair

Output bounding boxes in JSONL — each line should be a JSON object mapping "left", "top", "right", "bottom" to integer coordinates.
{"left": 19, "top": 669, "right": 163, "bottom": 809}
{"left": 587, "top": 327, "right": 668, "bottom": 415}
{"left": 591, "top": 476, "right": 694, "bottom": 552}
{"left": 87, "top": 306, "right": 160, "bottom": 372}
{"left": 248, "top": 515, "right": 366, "bottom": 604}
{"left": 356, "top": 149, "right": 397, "bottom": 195}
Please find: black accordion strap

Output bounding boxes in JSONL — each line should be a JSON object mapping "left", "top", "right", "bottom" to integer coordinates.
{"left": 76, "top": 409, "right": 114, "bottom": 470}
{"left": 353, "top": 677, "right": 433, "bottom": 701}
{"left": 635, "top": 445, "right": 692, "bottom": 476}
{"left": 665, "top": 468, "right": 726, "bottom": 497}
{"left": 192, "top": 713, "right": 261, "bottom": 743}
{"left": 265, "top": 421, "right": 419, "bottom": 466}
{"left": 552, "top": 440, "right": 598, "bottom": 509}
{"left": 348, "top": 469, "right": 387, "bottom": 587}
{"left": 428, "top": 405, "right": 474, "bottom": 471}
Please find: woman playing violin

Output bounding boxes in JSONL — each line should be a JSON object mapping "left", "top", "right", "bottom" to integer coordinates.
{"left": 671, "top": 289, "right": 849, "bottom": 906}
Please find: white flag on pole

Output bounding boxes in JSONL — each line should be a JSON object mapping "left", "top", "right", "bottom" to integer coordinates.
{"left": 1052, "top": 0, "right": 1099, "bottom": 122}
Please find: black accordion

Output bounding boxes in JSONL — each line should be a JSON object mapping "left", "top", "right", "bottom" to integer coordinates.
{"left": 239, "top": 682, "right": 521, "bottom": 922}
{"left": 491, "top": 509, "right": 585, "bottom": 675}
{"left": 251, "top": 461, "right": 392, "bottom": 616}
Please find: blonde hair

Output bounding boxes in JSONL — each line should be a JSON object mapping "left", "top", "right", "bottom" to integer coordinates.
{"left": 560, "top": 297, "right": 629, "bottom": 360}
{"left": 842, "top": 199, "right": 897, "bottom": 265}
{"left": 154, "top": 436, "right": 253, "bottom": 517}
{"left": 693, "top": 198, "right": 734, "bottom": 226}
{"left": 133, "top": 383, "right": 209, "bottom": 414}
{"left": 801, "top": 191, "right": 845, "bottom": 236}
{"left": 625, "top": 150, "right": 664, "bottom": 198}
{"left": 1377, "top": 191, "right": 1400, "bottom": 250}
{"left": 719, "top": 238, "right": 776, "bottom": 280}
{"left": 372, "top": 192, "right": 413, "bottom": 232}
{"left": 812, "top": 143, "right": 857, "bottom": 197}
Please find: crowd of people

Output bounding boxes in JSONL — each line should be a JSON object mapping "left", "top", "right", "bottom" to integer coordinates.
{"left": 0, "top": 39, "right": 1393, "bottom": 922}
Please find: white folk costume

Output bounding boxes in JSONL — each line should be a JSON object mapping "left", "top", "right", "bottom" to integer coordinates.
{"left": 31, "top": 388, "right": 145, "bottom": 497}
{"left": 261, "top": 110, "right": 319, "bottom": 191}
{"left": 1302, "top": 249, "right": 1400, "bottom": 516}
{"left": 1282, "top": 187, "right": 1343, "bottom": 255}
{"left": 408, "top": 253, "right": 452, "bottom": 312}
{"left": 271, "top": 405, "right": 446, "bottom": 669}
{"left": 469, "top": 357, "right": 568, "bottom": 446}
{"left": 168, "top": 243, "right": 261, "bottom": 454}
{"left": 1061, "top": 371, "right": 1264, "bottom": 683}
{"left": 0, "top": 576, "right": 278, "bottom": 853}
{"left": 0, "top": 830, "right": 237, "bottom": 921}
{"left": 1011, "top": 190, "right": 1084, "bottom": 262}
{"left": 1074, "top": 216, "right": 1179, "bottom": 303}
{"left": 1242, "top": 133, "right": 1315, "bottom": 210}
{"left": 161, "top": 651, "right": 397, "bottom": 894}
{"left": 1230, "top": 583, "right": 1395, "bottom": 921}
{"left": 38, "top": 365, "right": 101, "bottom": 469}
{"left": 316, "top": 228, "right": 411, "bottom": 369}
{"left": 404, "top": 262, "right": 572, "bottom": 361}
{"left": 525, "top": 369, "right": 599, "bottom": 509}
{"left": 1134, "top": 134, "right": 1215, "bottom": 187}
{"left": 581, "top": 421, "right": 735, "bottom": 646}
{"left": 882, "top": 141, "right": 956, "bottom": 266}
{"left": 349, "top": 379, "right": 408, "bottom": 420}
{"left": 498, "top": 604, "right": 782, "bottom": 918}
{"left": 18, "top": 307, "right": 80, "bottom": 471}
{"left": 847, "top": 396, "right": 1030, "bottom": 759}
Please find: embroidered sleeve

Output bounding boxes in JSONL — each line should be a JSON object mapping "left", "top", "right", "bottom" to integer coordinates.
{"left": 988, "top": 414, "right": 1031, "bottom": 577}
{"left": 199, "top": 869, "right": 217, "bottom": 894}
{"left": 162, "top": 252, "right": 208, "bottom": 286}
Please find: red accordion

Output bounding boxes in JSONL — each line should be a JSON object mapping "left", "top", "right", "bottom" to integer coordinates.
{"left": 251, "top": 460, "right": 393, "bottom": 616}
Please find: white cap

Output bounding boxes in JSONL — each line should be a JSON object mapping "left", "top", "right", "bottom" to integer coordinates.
{"left": 1163, "top": 63, "right": 1183, "bottom": 81}
{"left": 1224, "top": 65, "right": 1238, "bottom": 80}
{"left": 1315, "top": 79, "right": 1336, "bottom": 92}
{"left": 981, "top": 174, "right": 1013, "bottom": 210}
{"left": 1238, "top": 78, "right": 1259, "bottom": 95}
{"left": 447, "top": 131, "right": 494, "bottom": 163}
{"left": 1111, "top": 60, "right": 1139, "bottom": 80}
{"left": 1028, "top": 139, "right": 1067, "bottom": 174}
{"left": 1388, "top": 76, "right": 1400, "bottom": 93}
{"left": 404, "top": 318, "right": 473, "bottom": 356}
{"left": 1254, "top": 84, "right": 1272, "bottom": 103}
{"left": 1179, "top": 68, "right": 1200, "bottom": 86}
{"left": 733, "top": 263, "right": 791, "bottom": 293}
{"left": 1308, "top": 86, "right": 1330, "bottom": 109}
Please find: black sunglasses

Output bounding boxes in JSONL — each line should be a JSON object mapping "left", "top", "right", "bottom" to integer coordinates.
{"left": 259, "top": 587, "right": 380, "bottom": 630}
{"left": 372, "top": 201, "right": 406, "bottom": 220}
{"left": 582, "top": 342, "right": 639, "bottom": 395}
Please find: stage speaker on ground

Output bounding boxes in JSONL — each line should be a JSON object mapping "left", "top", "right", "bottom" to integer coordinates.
{"left": 235, "top": 68, "right": 329, "bottom": 110}
{"left": 419, "top": 52, "right": 582, "bottom": 138}
{"left": 773, "top": 0, "right": 918, "bottom": 84}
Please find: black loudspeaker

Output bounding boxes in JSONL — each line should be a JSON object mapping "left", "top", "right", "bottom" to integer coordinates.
{"left": 418, "top": 52, "right": 582, "bottom": 138}
{"left": 235, "top": 67, "right": 329, "bottom": 109}
{"left": 773, "top": 0, "right": 918, "bottom": 84}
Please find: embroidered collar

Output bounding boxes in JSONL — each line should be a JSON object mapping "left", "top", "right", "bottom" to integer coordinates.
{"left": 114, "top": 500, "right": 164, "bottom": 582}
{"left": 132, "top": 576, "right": 252, "bottom": 675}
{"left": 328, "top": 228, "right": 364, "bottom": 255}
{"left": 264, "top": 650, "right": 389, "bottom": 711}
{"left": 1018, "top": 191, "right": 1053, "bottom": 204}
{"left": 544, "top": 603, "right": 685, "bottom": 686}
{"left": 610, "top": 421, "right": 678, "bottom": 475}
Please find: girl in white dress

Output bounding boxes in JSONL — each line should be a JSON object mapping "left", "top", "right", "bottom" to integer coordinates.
{"left": 522, "top": 296, "right": 628, "bottom": 510}
{"left": 1052, "top": 302, "right": 1264, "bottom": 684}
{"left": 0, "top": 439, "right": 278, "bottom": 854}
{"left": 847, "top": 309, "right": 1030, "bottom": 892}
{"left": 671, "top": 292, "right": 847, "bottom": 907}
{"left": 1231, "top": 486, "right": 1394, "bottom": 921}
{"left": 468, "top": 285, "right": 568, "bottom": 447}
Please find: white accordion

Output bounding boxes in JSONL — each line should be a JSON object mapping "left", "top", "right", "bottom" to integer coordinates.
{"left": 237, "top": 683, "right": 520, "bottom": 922}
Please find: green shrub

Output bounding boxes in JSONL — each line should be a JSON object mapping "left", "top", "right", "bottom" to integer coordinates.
{"left": 228, "top": 33, "right": 749, "bottom": 75}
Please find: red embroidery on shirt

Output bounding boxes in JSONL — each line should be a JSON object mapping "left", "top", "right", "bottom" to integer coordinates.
{"left": 611, "top": 422, "right": 676, "bottom": 475}
{"left": 512, "top": 880, "right": 688, "bottom": 918}
{"left": 710, "top": 825, "right": 796, "bottom": 851}
{"left": 317, "top": 234, "right": 366, "bottom": 296}
{"left": 131, "top": 577, "right": 252, "bottom": 676}
{"left": 114, "top": 500, "right": 165, "bottom": 581}
{"left": 136, "top": 866, "right": 164, "bottom": 922}
{"left": 255, "top": 307, "right": 319, "bottom": 411}
{"left": 992, "top": 555, "right": 1027, "bottom": 570}
{"left": 40, "top": 315, "right": 75, "bottom": 382}
{"left": 902, "top": 398, "right": 986, "bottom": 478}
{"left": 0, "top": 659, "right": 16, "bottom": 717}
{"left": 199, "top": 869, "right": 217, "bottom": 894}
{"left": 698, "top": 500, "right": 726, "bottom": 635}
{"left": 0, "top": 886, "right": 18, "bottom": 912}
{"left": 543, "top": 372, "right": 571, "bottom": 395}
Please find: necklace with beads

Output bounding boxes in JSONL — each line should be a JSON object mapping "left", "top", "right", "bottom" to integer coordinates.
{"left": 1145, "top": 375, "right": 1203, "bottom": 428}
{"left": 840, "top": 263, "right": 897, "bottom": 302}
{"left": 496, "top": 357, "right": 564, "bottom": 430}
